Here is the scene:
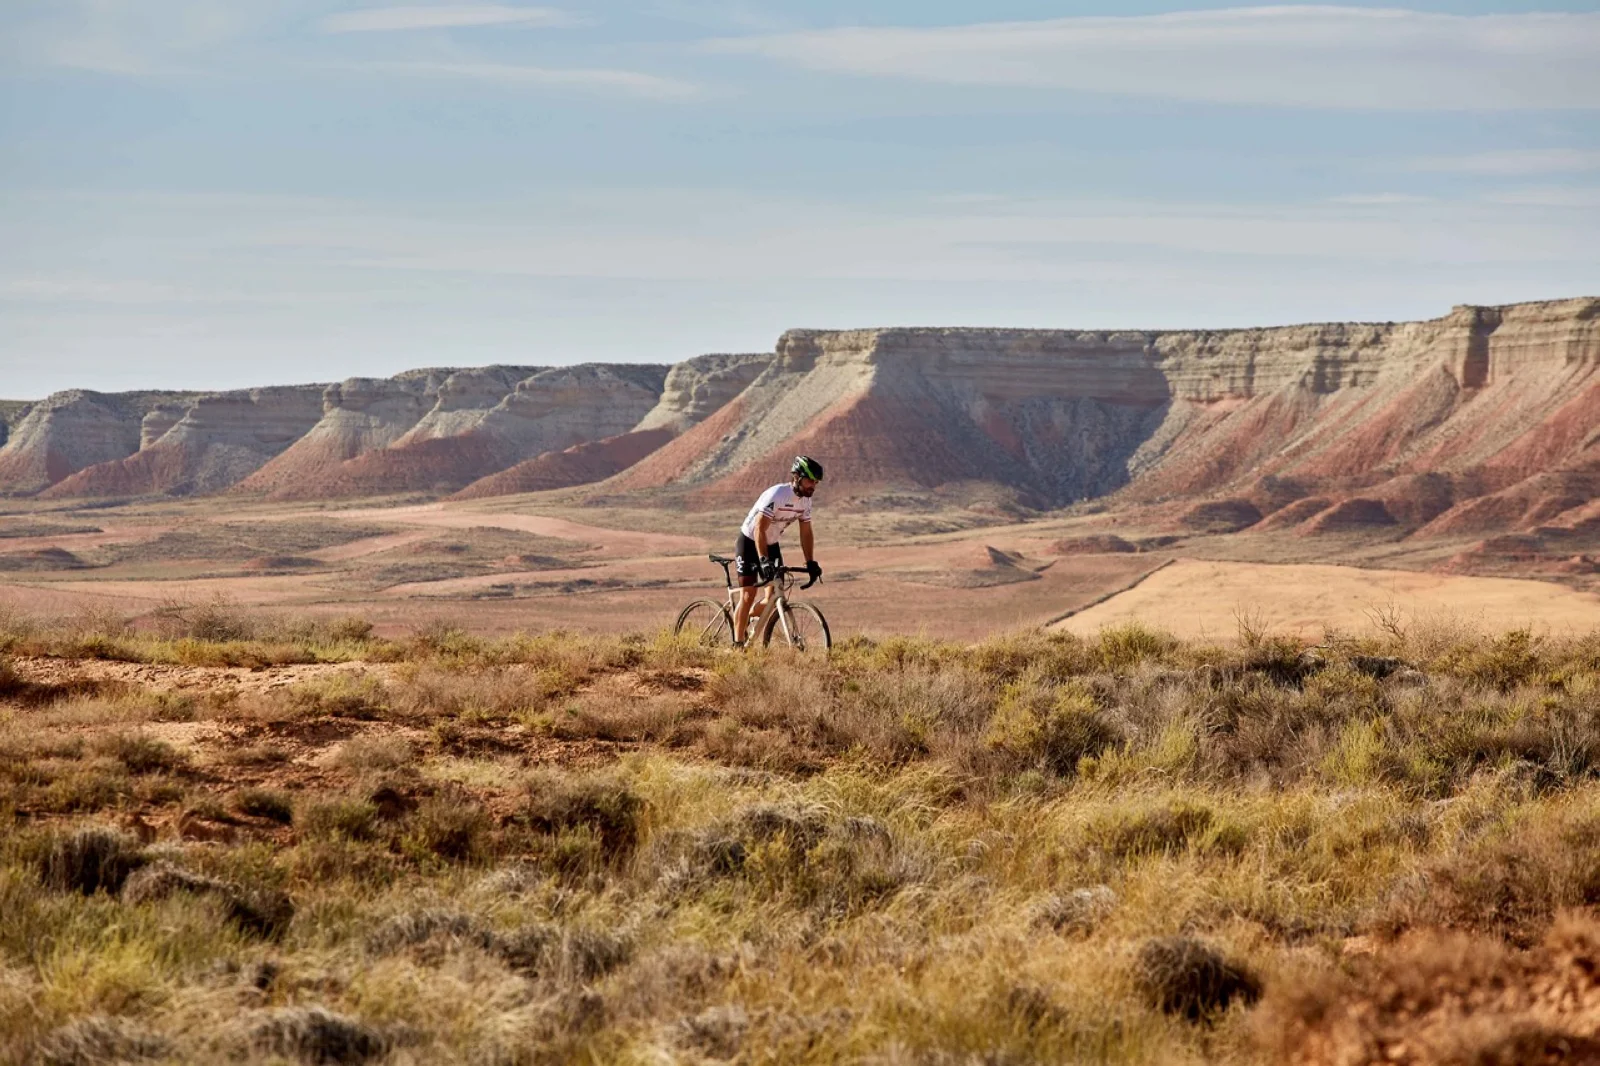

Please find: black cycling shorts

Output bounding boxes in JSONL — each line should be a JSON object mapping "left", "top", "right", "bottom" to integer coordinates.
{"left": 734, "top": 533, "right": 781, "bottom": 587}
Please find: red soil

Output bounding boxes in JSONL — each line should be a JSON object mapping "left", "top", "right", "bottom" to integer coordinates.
{"left": 1255, "top": 497, "right": 1334, "bottom": 531}
{"left": 1301, "top": 498, "right": 1399, "bottom": 535}
{"left": 268, "top": 433, "right": 509, "bottom": 500}
{"left": 40, "top": 442, "right": 193, "bottom": 499}
{"left": 450, "top": 429, "right": 674, "bottom": 501}
{"left": 1177, "top": 498, "right": 1263, "bottom": 534}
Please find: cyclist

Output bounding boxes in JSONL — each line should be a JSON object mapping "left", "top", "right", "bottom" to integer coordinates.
{"left": 733, "top": 455, "right": 824, "bottom": 646}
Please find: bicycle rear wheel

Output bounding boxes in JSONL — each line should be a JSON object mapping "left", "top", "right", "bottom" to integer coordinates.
{"left": 760, "top": 601, "right": 831, "bottom": 652}
{"left": 674, "top": 599, "right": 734, "bottom": 646}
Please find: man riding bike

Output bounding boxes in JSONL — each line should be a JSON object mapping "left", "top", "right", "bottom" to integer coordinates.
{"left": 733, "top": 455, "right": 824, "bottom": 646}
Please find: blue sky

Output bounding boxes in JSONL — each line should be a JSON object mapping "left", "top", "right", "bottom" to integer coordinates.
{"left": 2, "top": 1, "right": 1598, "bottom": 396}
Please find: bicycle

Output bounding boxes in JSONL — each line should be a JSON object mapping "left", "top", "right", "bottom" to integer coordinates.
{"left": 673, "top": 555, "right": 832, "bottom": 651}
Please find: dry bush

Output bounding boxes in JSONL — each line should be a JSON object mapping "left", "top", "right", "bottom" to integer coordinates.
{"left": 1256, "top": 914, "right": 1600, "bottom": 1066}
{"left": 150, "top": 594, "right": 257, "bottom": 642}
{"left": 119, "top": 859, "right": 294, "bottom": 939}
{"left": 39, "top": 826, "right": 146, "bottom": 895}
{"left": 1133, "top": 937, "right": 1261, "bottom": 1022}
{"left": 979, "top": 674, "right": 1121, "bottom": 778}
{"left": 516, "top": 773, "right": 646, "bottom": 862}
{"left": 404, "top": 793, "right": 490, "bottom": 863}
{"left": 91, "top": 732, "right": 186, "bottom": 775}
{"left": 550, "top": 684, "right": 694, "bottom": 745}
{"left": 331, "top": 735, "right": 414, "bottom": 775}
{"left": 289, "top": 675, "right": 390, "bottom": 720}
{"left": 390, "top": 664, "right": 567, "bottom": 721}
{"left": 298, "top": 797, "right": 382, "bottom": 843}
{"left": 32, "top": 1015, "right": 170, "bottom": 1066}
{"left": 249, "top": 1007, "right": 392, "bottom": 1065}
{"left": 231, "top": 787, "right": 294, "bottom": 824}
{"left": 1377, "top": 802, "right": 1600, "bottom": 943}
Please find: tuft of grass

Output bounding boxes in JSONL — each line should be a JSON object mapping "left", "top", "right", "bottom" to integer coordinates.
{"left": 404, "top": 793, "right": 490, "bottom": 864}
{"left": 517, "top": 773, "right": 646, "bottom": 860}
{"left": 92, "top": 733, "right": 186, "bottom": 775}
{"left": 1133, "top": 937, "right": 1261, "bottom": 1022}
{"left": 249, "top": 1007, "right": 392, "bottom": 1065}
{"left": 39, "top": 826, "right": 146, "bottom": 895}
{"left": 33, "top": 1015, "right": 170, "bottom": 1066}
{"left": 298, "top": 797, "right": 382, "bottom": 843}
{"left": 231, "top": 787, "right": 294, "bottom": 824}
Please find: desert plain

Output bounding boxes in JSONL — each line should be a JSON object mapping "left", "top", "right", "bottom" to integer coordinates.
{"left": 1, "top": 295, "right": 1598, "bottom": 1065}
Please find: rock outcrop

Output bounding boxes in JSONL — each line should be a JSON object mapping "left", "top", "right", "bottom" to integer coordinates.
{"left": 235, "top": 369, "right": 466, "bottom": 496}
{"left": 610, "top": 298, "right": 1599, "bottom": 535}
{"left": 451, "top": 352, "right": 769, "bottom": 499}
{"left": 0, "top": 390, "right": 197, "bottom": 496}
{"left": 3, "top": 298, "right": 1593, "bottom": 531}
{"left": 264, "top": 364, "right": 669, "bottom": 499}
{"left": 42, "top": 386, "right": 327, "bottom": 498}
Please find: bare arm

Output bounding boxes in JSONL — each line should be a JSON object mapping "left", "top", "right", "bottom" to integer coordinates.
{"left": 754, "top": 513, "right": 774, "bottom": 556}
{"left": 799, "top": 520, "right": 814, "bottom": 564}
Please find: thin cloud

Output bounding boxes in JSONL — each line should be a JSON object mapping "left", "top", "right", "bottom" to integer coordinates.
{"left": 1407, "top": 149, "right": 1600, "bottom": 175}
{"left": 353, "top": 60, "right": 701, "bottom": 99}
{"left": 1329, "top": 193, "right": 1434, "bottom": 205}
{"left": 321, "top": 5, "right": 582, "bottom": 34}
{"left": 707, "top": 7, "right": 1600, "bottom": 111}
{"left": 29, "top": 0, "right": 266, "bottom": 75}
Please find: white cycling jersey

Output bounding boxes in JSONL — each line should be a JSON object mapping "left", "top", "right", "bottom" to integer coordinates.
{"left": 740, "top": 483, "right": 812, "bottom": 548}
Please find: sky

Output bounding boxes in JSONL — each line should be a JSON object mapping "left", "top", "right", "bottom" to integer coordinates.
{"left": 2, "top": 1, "right": 1598, "bottom": 396}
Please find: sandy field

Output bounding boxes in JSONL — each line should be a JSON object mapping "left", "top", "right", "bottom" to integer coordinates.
{"left": 3, "top": 498, "right": 1595, "bottom": 642}
{"left": 1055, "top": 559, "right": 1600, "bottom": 640}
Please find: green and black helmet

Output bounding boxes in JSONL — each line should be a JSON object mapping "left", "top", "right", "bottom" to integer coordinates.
{"left": 791, "top": 455, "right": 824, "bottom": 481}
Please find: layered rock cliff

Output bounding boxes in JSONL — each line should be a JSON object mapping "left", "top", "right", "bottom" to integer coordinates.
{"left": 5, "top": 299, "right": 1593, "bottom": 536}
{"left": 0, "top": 390, "right": 198, "bottom": 496}
{"left": 269, "top": 364, "right": 670, "bottom": 499}
{"left": 235, "top": 368, "right": 471, "bottom": 496}
{"left": 41, "top": 386, "right": 328, "bottom": 499}
{"left": 452, "top": 352, "right": 770, "bottom": 500}
{"left": 615, "top": 298, "right": 1599, "bottom": 534}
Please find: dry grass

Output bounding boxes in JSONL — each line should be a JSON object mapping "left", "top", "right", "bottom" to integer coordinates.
{"left": 2, "top": 613, "right": 1600, "bottom": 1063}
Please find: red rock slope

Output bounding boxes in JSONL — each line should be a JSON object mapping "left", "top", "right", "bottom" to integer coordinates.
{"left": 601, "top": 298, "right": 1598, "bottom": 535}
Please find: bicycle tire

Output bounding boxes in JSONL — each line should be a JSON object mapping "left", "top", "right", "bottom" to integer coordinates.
{"left": 760, "top": 601, "right": 831, "bottom": 652}
{"left": 674, "top": 600, "right": 734, "bottom": 646}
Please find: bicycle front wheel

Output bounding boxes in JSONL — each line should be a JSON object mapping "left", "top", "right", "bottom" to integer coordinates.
{"left": 674, "top": 599, "right": 734, "bottom": 646}
{"left": 760, "top": 601, "right": 832, "bottom": 652}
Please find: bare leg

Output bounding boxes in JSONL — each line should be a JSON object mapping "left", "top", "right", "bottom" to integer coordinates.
{"left": 733, "top": 585, "right": 758, "bottom": 644}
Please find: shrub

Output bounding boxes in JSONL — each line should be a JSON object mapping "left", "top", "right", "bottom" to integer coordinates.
{"left": 983, "top": 677, "right": 1121, "bottom": 776}
{"left": 233, "top": 787, "right": 295, "bottom": 824}
{"left": 406, "top": 794, "right": 490, "bottom": 863}
{"left": 298, "top": 798, "right": 381, "bottom": 842}
{"left": 94, "top": 732, "right": 186, "bottom": 775}
{"left": 518, "top": 774, "right": 645, "bottom": 859}
{"left": 249, "top": 1007, "right": 390, "bottom": 1065}
{"left": 1133, "top": 937, "right": 1260, "bottom": 1021}
{"left": 40, "top": 826, "right": 146, "bottom": 895}
{"left": 34, "top": 1015, "right": 170, "bottom": 1066}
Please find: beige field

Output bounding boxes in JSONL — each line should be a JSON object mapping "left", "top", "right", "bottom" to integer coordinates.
{"left": 2, "top": 498, "right": 1595, "bottom": 643}
{"left": 1056, "top": 559, "right": 1600, "bottom": 640}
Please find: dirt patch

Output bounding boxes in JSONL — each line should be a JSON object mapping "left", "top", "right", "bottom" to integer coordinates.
{"left": 882, "top": 545, "right": 1047, "bottom": 589}
{"left": 1051, "top": 535, "right": 1139, "bottom": 555}
{"left": 1302, "top": 498, "right": 1400, "bottom": 535}
{"left": 1178, "top": 498, "right": 1263, "bottom": 534}
{"left": 0, "top": 546, "right": 90, "bottom": 571}
{"left": 1262, "top": 916, "right": 1600, "bottom": 1066}
{"left": 4, "top": 656, "right": 388, "bottom": 698}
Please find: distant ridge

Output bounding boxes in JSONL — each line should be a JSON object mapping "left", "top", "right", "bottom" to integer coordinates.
{"left": 2, "top": 300, "right": 1595, "bottom": 566}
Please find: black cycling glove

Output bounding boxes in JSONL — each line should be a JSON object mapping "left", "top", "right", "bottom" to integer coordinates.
{"left": 758, "top": 557, "right": 778, "bottom": 582}
{"left": 806, "top": 560, "right": 822, "bottom": 581}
